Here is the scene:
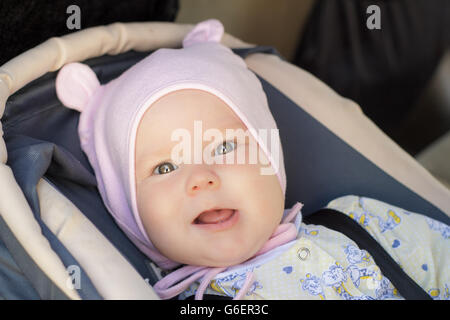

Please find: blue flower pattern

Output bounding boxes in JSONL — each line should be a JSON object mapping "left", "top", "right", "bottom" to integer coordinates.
{"left": 300, "top": 273, "right": 325, "bottom": 299}
{"left": 426, "top": 217, "right": 450, "bottom": 239}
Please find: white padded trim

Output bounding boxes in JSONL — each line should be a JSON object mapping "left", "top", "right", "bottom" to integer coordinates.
{"left": 0, "top": 165, "right": 80, "bottom": 300}
{"left": 37, "top": 179, "right": 159, "bottom": 299}
{"left": 417, "top": 130, "right": 450, "bottom": 190}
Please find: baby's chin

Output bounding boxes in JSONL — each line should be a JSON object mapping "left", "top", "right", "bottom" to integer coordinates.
{"left": 181, "top": 243, "right": 263, "bottom": 268}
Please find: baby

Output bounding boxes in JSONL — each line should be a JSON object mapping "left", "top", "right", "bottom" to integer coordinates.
{"left": 56, "top": 19, "right": 449, "bottom": 300}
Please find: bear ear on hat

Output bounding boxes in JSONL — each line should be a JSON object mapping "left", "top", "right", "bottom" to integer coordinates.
{"left": 182, "top": 19, "right": 224, "bottom": 48}
{"left": 55, "top": 62, "right": 101, "bottom": 112}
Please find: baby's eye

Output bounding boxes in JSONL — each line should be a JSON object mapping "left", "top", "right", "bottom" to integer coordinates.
{"left": 215, "top": 139, "right": 237, "bottom": 156}
{"left": 152, "top": 140, "right": 236, "bottom": 176}
{"left": 153, "top": 162, "right": 178, "bottom": 175}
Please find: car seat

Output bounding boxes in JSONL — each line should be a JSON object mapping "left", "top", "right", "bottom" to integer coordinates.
{"left": 0, "top": 21, "right": 449, "bottom": 300}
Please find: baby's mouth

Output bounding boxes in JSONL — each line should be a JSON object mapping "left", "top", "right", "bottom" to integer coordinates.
{"left": 194, "top": 208, "right": 236, "bottom": 224}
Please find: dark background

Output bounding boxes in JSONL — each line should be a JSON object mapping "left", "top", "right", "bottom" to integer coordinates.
{"left": 293, "top": 0, "right": 450, "bottom": 156}
{"left": 0, "top": 0, "right": 178, "bottom": 66}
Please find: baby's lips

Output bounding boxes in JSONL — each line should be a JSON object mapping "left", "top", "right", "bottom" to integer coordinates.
{"left": 192, "top": 209, "right": 240, "bottom": 232}
{"left": 195, "top": 209, "right": 235, "bottom": 224}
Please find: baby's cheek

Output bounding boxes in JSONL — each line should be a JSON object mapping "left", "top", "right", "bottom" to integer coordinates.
{"left": 136, "top": 189, "right": 162, "bottom": 230}
{"left": 136, "top": 200, "right": 156, "bottom": 235}
{"left": 136, "top": 181, "right": 182, "bottom": 240}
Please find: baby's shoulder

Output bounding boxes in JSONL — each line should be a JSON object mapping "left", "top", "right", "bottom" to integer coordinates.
{"left": 324, "top": 195, "right": 449, "bottom": 243}
{"left": 326, "top": 195, "right": 416, "bottom": 225}
{"left": 325, "top": 195, "right": 408, "bottom": 229}
{"left": 325, "top": 195, "right": 406, "bottom": 219}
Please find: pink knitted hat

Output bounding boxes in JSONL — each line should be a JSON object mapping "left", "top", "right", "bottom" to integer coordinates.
{"left": 55, "top": 19, "right": 286, "bottom": 270}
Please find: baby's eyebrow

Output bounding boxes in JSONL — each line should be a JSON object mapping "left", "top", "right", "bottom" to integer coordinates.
{"left": 137, "top": 144, "right": 174, "bottom": 164}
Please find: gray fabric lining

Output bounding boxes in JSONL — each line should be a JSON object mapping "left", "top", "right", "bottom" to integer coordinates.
{"left": 0, "top": 215, "right": 68, "bottom": 299}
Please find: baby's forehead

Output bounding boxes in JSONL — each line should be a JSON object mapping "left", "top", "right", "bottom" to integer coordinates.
{"left": 138, "top": 89, "right": 246, "bottom": 134}
{"left": 135, "top": 89, "right": 250, "bottom": 159}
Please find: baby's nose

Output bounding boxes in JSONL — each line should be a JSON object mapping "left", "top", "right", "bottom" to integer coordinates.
{"left": 187, "top": 169, "right": 220, "bottom": 195}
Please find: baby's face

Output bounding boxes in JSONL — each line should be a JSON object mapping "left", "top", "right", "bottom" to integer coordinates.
{"left": 135, "top": 89, "right": 284, "bottom": 267}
